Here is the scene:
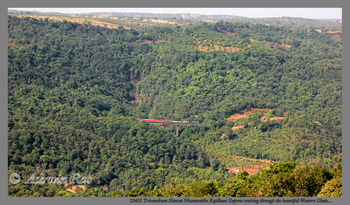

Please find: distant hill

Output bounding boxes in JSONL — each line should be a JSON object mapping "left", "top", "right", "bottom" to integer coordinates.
{"left": 8, "top": 9, "right": 342, "bottom": 28}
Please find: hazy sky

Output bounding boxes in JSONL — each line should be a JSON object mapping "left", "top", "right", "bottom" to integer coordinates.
{"left": 9, "top": 8, "right": 342, "bottom": 19}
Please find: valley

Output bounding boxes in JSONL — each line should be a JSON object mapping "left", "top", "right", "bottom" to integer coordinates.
{"left": 7, "top": 11, "right": 342, "bottom": 197}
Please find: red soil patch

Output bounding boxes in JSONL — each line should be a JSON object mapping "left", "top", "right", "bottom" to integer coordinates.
{"left": 226, "top": 108, "right": 269, "bottom": 122}
{"left": 227, "top": 165, "right": 270, "bottom": 176}
{"left": 327, "top": 30, "right": 342, "bottom": 34}
{"left": 280, "top": 44, "right": 292, "bottom": 48}
{"left": 245, "top": 170, "right": 259, "bottom": 176}
{"left": 196, "top": 44, "right": 240, "bottom": 52}
{"left": 244, "top": 165, "right": 264, "bottom": 170}
{"left": 269, "top": 117, "right": 284, "bottom": 123}
{"left": 224, "top": 47, "right": 241, "bottom": 52}
{"left": 227, "top": 108, "right": 286, "bottom": 125}
{"left": 314, "top": 121, "right": 322, "bottom": 125}
{"left": 193, "top": 37, "right": 241, "bottom": 52}
{"left": 226, "top": 111, "right": 248, "bottom": 122}
{"left": 64, "top": 184, "right": 86, "bottom": 193}
{"left": 227, "top": 167, "right": 242, "bottom": 173}
{"left": 261, "top": 116, "right": 284, "bottom": 123}
{"left": 220, "top": 133, "right": 227, "bottom": 140}
{"left": 244, "top": 165, "right": 267, "bottom": 176}
{"left": 231, "top": 126, "right": 244, "bottom": 131}
{"left": 223, "top": 155, "right": 273, "bottom": 176}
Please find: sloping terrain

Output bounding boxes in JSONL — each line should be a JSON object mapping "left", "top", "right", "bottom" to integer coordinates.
{"left": 8, "top": 14, "right": 342, "bottom": 197}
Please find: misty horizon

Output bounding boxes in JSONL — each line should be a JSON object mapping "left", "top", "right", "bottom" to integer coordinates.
{"left": 8, "top": 8, "right": 342, "bottom": 20}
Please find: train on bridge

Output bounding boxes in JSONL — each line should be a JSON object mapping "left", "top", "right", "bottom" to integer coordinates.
{"left": 137, "top": 119, "right": 200, "bottom": 124}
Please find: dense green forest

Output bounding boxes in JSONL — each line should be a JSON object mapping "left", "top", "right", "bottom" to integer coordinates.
{"left": 8, "top": 14, "right": 341, "bottom": 197}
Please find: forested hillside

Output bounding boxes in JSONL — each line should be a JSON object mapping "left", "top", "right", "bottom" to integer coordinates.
{"left": 8, "top": 15, "right": 342, "bottom": 197}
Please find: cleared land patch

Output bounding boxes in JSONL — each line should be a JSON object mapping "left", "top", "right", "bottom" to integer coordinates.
{"left": 327, "top": 30, "right": 342, "bottom": 34}
{"left": 261, "top": 116, "right": 285, "bottom": 124}
{"left": 226, "top": 108, "right": 269, "bottom": 122}
{"left": 193, "top": 37, "right": 241, "bottom": 52}
{"left": 226, "top": 155, "right": 272, "bottom": 176}
{"left": 231, "top": 126, "right": 244, "bottom": 131}
{"left": 64, "top": 184, "right": 86, "bottom": 194}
